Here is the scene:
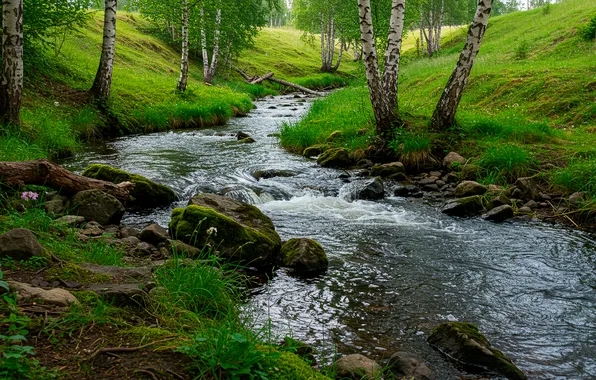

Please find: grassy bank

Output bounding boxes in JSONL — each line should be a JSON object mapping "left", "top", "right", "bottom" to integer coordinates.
{"left": 280, "top": 0, "right": 596, "bottom": 219}
{"left": 0, "top": 200, "right": 331, "bottom": 379}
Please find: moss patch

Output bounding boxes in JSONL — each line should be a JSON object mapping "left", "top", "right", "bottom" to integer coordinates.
{"left": 82, "top": 164, "right": 177, "bottom": 207}
{"left": 270, "top": 351, "right": 330, "bottom": 380}
{"left": 45, "top": 262, "right": 111, "bottom": 284}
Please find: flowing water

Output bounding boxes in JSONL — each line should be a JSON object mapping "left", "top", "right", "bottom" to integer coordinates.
{"left": 61, "top": 95, "right": 596, "bottom": 379}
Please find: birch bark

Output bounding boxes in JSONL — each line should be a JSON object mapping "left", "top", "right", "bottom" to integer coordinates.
{"left": 90, "top": 0, "right": 117, "bottom": 102}
{"left": 177, "top": 0, "right": 190, "bottom": 91}
{"left": 0, "top": 0, "right": 23, "bottom": 126}
{"left": 205, "top": 8, "right": 222, "bottom": 84}
{"left": 431, "top": 0, "right": 493, "bottom": 130}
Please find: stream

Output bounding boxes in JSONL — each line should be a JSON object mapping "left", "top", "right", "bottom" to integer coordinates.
{"left": 61, "top": 94, "right": 596, "bottom": 379}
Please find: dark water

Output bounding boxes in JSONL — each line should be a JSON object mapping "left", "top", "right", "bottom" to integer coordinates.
{"left": 61, "top": 95, "right": 596, "bottom": 379}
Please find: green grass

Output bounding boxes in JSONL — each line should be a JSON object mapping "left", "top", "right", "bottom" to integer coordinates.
{"left": 280, "top": 85, "right": 374, "bottom": 154}
{"left": 476, "top": 144, "right": 538, "bottom": 183}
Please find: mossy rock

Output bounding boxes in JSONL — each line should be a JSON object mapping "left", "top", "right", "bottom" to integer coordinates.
{"left": 169, "top": 193, "right": 281, "bottom": 266}
{"left": 302, "top": 144, "right": 329, "bottom": 157}
{"left": 442, "top": 195, "right": 485, "bottom": 217}
{"left": 280, "top": 238, "right": 328, "bottom": 272}
{"left": 428, "top": 322, "right": 526, "bottom": 380}
{"left": 270, "top": 351, "right": 330, "bottom": 380}
{"left": 45, "top": 263, "right": 111, "bottom": 284}
{"left": 317, "top": 148, "right": 352, "bottom": 168}
{"left": 82, "top": 164, "right": 177, "bottom": 207}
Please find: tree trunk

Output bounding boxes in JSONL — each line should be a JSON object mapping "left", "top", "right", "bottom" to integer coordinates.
{"left": 90, "top": 0, "right": 117, "bottom": 103}
{"left": 249, "top": 72, "right": 274, "bottom": 85}
{"left": 331, "top": 38, "right": 344, "bottom": 72}
{"left": 176, "top": 0, "right": 189, "bottom": 92}
{"left": 200, "top": 6, "right": 210, "bottom": 83}
{"left": 0, "top": 159, "right": 134, "bottom": 201}
{"left": 320, "top": 11, "right": 327, "bottom": 70}
{"left": 431, "top": 0, "right": 493, "bottom": 131}
{"left": 426, "top": 12, "right": 434, "bottom": 56}
{"left": 327, "top": 16, "right": 335, "bottom": 72}
{"left": 382, "top": 0, "right": 406, "bottom": 118}
{"left": 419, "top": 13, "right": 425, "bottom": 55}
{"left": 0, "top": 0, "right": 23, "bottom": 126}
{"left": 436, "top": 0, "right": 445, "bottom": 52}
{"left": 205, "top": 8, "right": 222, "bottom": 84}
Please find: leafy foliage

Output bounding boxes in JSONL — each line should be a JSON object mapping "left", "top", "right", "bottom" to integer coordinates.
{"left": 579, "top": 13, "right": 596, "bottom": 41}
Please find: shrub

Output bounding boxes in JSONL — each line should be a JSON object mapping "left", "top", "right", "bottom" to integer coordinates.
{"left": 514, "top": 39, "right": 531, "bottom": 60}
{"left": 579, "top": 14, "right": 596, "bottom": 41}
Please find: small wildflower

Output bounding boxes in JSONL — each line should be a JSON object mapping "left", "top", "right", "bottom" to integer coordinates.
{"left": 206, "top": 227, "right": 218, "bottom": 236}
{"left": 54, "top": 101, "right": 60, "bottom": 106}
{"left": 21, "top": 191, "right": 39, "bottom": 201}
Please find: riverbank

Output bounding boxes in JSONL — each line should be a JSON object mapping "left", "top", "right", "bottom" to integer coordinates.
{"left": 280, "top": 0, "right": 596, "bottom": 226}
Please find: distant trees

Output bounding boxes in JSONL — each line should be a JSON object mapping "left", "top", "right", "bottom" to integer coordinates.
{"left": 90, "top": 0, "right": 118, "bottom": 103}
{"left": 0, "top": 0, "right": 24, "bottom": 126}
{"left": 431, "top": 0, "right": 493, "bottom": 130}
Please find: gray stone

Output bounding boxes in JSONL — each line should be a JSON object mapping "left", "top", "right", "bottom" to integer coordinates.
{"left": 44, "top": 200, "right": 65, "bottom": 216}
{"left": 139, "top": 224, "right": 169, "bottom": 245}
{"left": 442, "top": 196, "right": 484, "bottom": 217}
{"left": 55, "top": 215, "right": 86, "bottom": 227}
{"left": 483, "top": 205, "right": 514, "bottom": 223}
{"left": 394, "top": 185, "right": 423, "bottom": 198}
{"left": 317, "top": 148, "right": 352, "bottom": 168}
{"left": 335, "top": 354, "right": 382, "bottom": 380}
{"left": 0, "top": 229, "right": 44, "bottom": 261}
{"left": 80, "top": 221, "right": 104, "bottom": 237}
{"left": 491, "top": 195, "right": 512, "bottom": 207}
{"left": 443, "top": 152, "right": 466, "bottom": 170}
{"left": 116, "top": 236, "right": 141, "bottom": 251}
{"left": 120, "top": 226, "right": 141, "bottom": 239}
{"left": 418, "top": 177, "right": 437, "bottom": 186}
{"left": 423, "top": 184, "right": 440, "bottom": 192}
{"left": 371, "top": 162, "right": 405, "bottom": 178}
{"left": 280, "top": 238, "right": 328, "bottom": 272}
{"left": 517, "top": 206, "right": 533, "bottom": 214}
{"left": 428, "top": 322, "right": 526, "bottom": 380}
{"left": 455, "top": 181, "right": 487, "bottom": 197}
{"left": 135, "top": 242, "right": 156, "bottom": 257}
{"left": 523, "top": 200, "right": 538, "bottom": 209}
{"left": 514, "top": 177, "right": 539, "bottom": 201}
{"left": 443, "top": 172, "right": 459, "bottom": 183}
{"left": 252, "top": 169, "right": 297, "bottom": 180}
{"left": 341, "top": 177, "right": 384, "bottom": 202}
{"left": 166, "top": 239, "right": 202, "bottom": 257}
{"left": 70, "top": 190, "right": 125, "bottom": 225}
{"left": 9, "top": 281, "right": 79, "bottom": 306}
{"left": 569, "top": 192, "right": 586, "bottom": 206}
{"left": 79, "top": 263, "right": 152, "bottom": 283}
{"left": 84, "top": 283, "right": 146, "bottom": 306}
{"left": 389, "top": 351, "right": 433, "bottom": 380}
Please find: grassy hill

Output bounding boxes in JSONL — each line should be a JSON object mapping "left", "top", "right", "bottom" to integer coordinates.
{"left": 281, "top": 0, "right": 596, "bottom": 219}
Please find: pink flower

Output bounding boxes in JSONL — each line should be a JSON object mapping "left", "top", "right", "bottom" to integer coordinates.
{"left": 21, "top": 192, "right": 28, "bottom": 200}
{"left": 21, "top": 191, "right": 39, "bottom": 201}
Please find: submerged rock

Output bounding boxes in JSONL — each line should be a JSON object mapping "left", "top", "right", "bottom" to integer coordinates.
{"left": 239, "top": 137, "right": 257, "bottom": 144}
{"left": 317, "top": 148, "right": 352, "bottom": 168}
{"left": 340, "top": 177, "right": 385, "bottom": 202}
{"left": 483, "top": 205, "right": 514, "bottom": 223}
{"left": 394, "top": 184, "right": 423, "bottom": 198}
{"left": 70, "top": 190, "right": 125, "bottom": 225}
{"left": 280, "top": 238, "right": 328, "bottom": 272}
{"left": 168, "top": 193, "right": 281, "bottom": 266}
{"left": 428, "top": 322, "right": 526, "bottom": 380}
{"left": 253, "top": 169, "right": 297, "bottom": 180}
{"left": 0, "top": 228, "right": 45, "bottom": 261}
{"left": 82, "top": 164, "right": 177, "bottom": 207}
{"left": 442, "top": 195, "right": 484, "bottom": 217}
{"left": 335, "top": 354, "right": 382, "bottom": 380}
{"left": 388, "top": 351, "right": 433, "bottom": 380}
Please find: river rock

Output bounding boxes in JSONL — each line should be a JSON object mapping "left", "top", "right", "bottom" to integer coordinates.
{"left": 115, "top": 236, "right": 142, "bottom": 251}
{"left": 341, "top": 177, "right": 385, "bottom": 202}
{"left": 70, "top": 190, "right": 125, "bottom": 225}
{"left": 455, "top": 181, "right": 487, "bottom": 197}
{"left": 428, "top": 322, "right": 526, "bottom": 380}
{"left": 44, "top": 199, "right": 66, "bottom": 216}
{"left": 82, "top": 164, "right": 177, "bottom": 207}
{"left": 134, "top": 242, "right": 156, "bottom": 257}
{"left": 317, "top": 148, "right": 352, "bottom": 168}
{"left": 302, "top": 144, "right": 328, "bottom": 157}
{"left": 517, "top": 206, "right": 533, "bottom": 214}
{"left": 237, "top": 131, "right": 251, "bottom": 140}
{"left": 523, "top": 200, "right": 538, "bottom": 209}
{"left": 443, "top": 152, "right": 466, "bottom": 170}
{"left": 169, "top": 193, "right": 281, "bottom": 266}
{"left": 394, "top": 184, "right": 423, "bottom": 198}
{"left": 120, "top": 226, "right": 141, "bottom": 239}
{"left": 483, "top": 205, "right": 514, "bottom": 223}
{"left": 139, "top": 223, "right": 169, "bottom": 245}
{"left": 79, "top": 263, "right": 152, "bottom": 283}
{"left": 388, "top": 351, "right": 433, "bottom": 380}
{"left": 371, "top": 162, "right": 405, "bottom": 178}
{"left": 239, "top": 137, "right": 256, "bottom": 144}
{"left": 569, "top": 192, "right": 586, "bottom": 206}
{"left": 335, "top": 354, "right": 382, "bottom": 380}
{"left": 442, "top": 196, "right": 484, "bottom": 217}
{"left": 253, "top": 169, "right": 297, "bottom": 180}
{"left": 491, "top": 194, "right": 512, "bottom": 207}
{"left": 9, "top": 281, "right": 79, "bottom": 306}
{"left": 0, "top": 229, "right": 45, "bottom": 261}
{"left": 166, "top": 239, "right": 202, "bottom": 257}
{"left": 80, "top": 221, "right": 104, "bottom": 237}
{"left": 55, "top": 215, "right": 86, "bottom": 227}
{"left": 514, "top": 177, "right": 539, "bottom": 201}
{"left": 460, "top": 164, "right": 482, "bottom": 180}
{"left": 280, "top": 238, "right": 328, "bottom": 272}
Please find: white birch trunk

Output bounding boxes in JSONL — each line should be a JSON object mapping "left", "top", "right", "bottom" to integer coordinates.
{"left": 321, "top": 11, "right": 327, "bottom": 70}
{"left": 90, "top": 0, "right": 117, "bottom": 102}
{"left": 0, "top": 0, "right": 23, "bottom": 125}
{"left": 328, "top": 17, "right": 335, "bottom": 71}
{"left": 431, "top": 0, "right": 493, "bottom": 130}
{"left": 436, "top": 0, "right": 445, "bottom": 52}
{"left": 206, "top": 8, "right": 222, "bottom": 83}
{"left": 382, "top": 0, "right": 406, "bottom": 114}
{"left": 419, "top": 13, "right": 425, "bottom": 55}
{"left": 332, "top": 37, "right": 344, "bottom": 72}
{"left": 200, "top": 6, "right": 210, "bottom": 82}
{"left": 177, "top": 0, "right": 189, "bottom": 91}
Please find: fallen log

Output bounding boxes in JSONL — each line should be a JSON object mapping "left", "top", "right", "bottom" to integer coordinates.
{"left": 232, "top": 65, "right": 323, "bottom": 96}
{"left": 0, "top": 159, "right": 134, "bottom": 201}
{"left": 250, "top": 72, "right": 274, "bottom": 85}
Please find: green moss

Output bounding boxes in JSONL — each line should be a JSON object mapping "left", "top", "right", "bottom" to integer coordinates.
{"left": 45, "top": 263, "right": 111, "bottom": 284}
{"left": 168, "top": 205, "right": 280, "bottom": 266}
{"left": 280, "top": 238, "right": 328, "bottom": 271}
{"left": 72, "top": 290, "right": 101, "bottom": 306}
{"left": 302, "top": 144, "right": 329, "bottom": 157}
{"left": 120, "top": 326, "right": 189, "bottom": 347}
{"left": 270, "top": 351, "right": 330, "bottom": 380}
{"left": 82, "top": 164, "right": 177, "bottom": 207}
{"left": 317, "top": 148, "right": 352, "bottom": 168}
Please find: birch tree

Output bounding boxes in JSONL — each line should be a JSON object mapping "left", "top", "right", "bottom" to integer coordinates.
{"left": 358, "top": 0, "right": 406, "bottom": 137}
{"left": 431, "top": 0, "right": 493, "bottom": 130}
{"left": 177, "top": 0, "right": 189, "bottom": 91}
{"left": 0, "top": 0, "right": 24, "bottom": 126}
{"left": 90, "top": 0, "right": 117, "bottom": 103}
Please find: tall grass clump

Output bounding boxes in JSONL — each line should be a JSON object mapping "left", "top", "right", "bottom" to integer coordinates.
{"left": 579, "top": 13, "right": 596, "bottom": 41}
{"left": 280, "top": 86, "right": 373, "bottom": 154}
{"left": 552, "top": 159, "right": 596, "bottom": 196}
{"left": 476, "top": 144, "right": 537, "bottom": 181}
{"left": 389, "top": 129, "right": 432, "bottom": 171}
